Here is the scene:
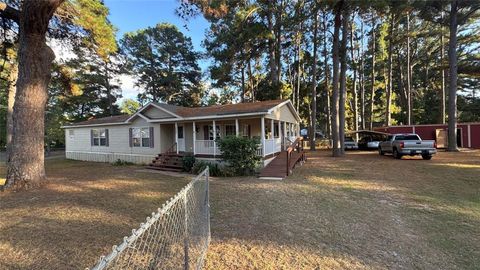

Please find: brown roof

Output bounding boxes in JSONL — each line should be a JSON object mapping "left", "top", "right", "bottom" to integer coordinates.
{"left": 66, "top": 99, "right": 288, "bottom": 127}
{"left": 66, "top": 114, "right": 130, "bottom": 127}
{"left": 157, "top": 99, "right": 286, "bottom": 118}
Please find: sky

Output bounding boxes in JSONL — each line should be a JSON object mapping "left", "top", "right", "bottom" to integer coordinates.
{"left": 103, "top": 0, "right": 211, "bottom": 102}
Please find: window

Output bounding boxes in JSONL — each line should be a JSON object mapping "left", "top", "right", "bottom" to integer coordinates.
{"left": 132, "top": 127, "right": 150, "bottom": 147}
{"left": 92, "top": 129, "right": 108, "bottom": 146}
{"left": 274, "top": 123, "right": 279, "bottom": 138}
{"left": 225, "top": 125, "right": 236, "bottom": 136}
{"left": 241, "top": 124, "right": 250, "bottom": 138}
{"left": 177, "top": 126, "right": 184, "bottom": 139}
{"left": 208, "top": 125, "right": 220, "bottom": 140}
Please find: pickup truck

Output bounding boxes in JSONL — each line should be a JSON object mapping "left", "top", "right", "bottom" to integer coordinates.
{"left": 378, "top": 134, "right": 437, "bottom": 160}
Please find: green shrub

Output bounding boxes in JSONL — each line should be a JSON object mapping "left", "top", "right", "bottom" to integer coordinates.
{"left": 191, "top": 160, "right": 231, "bottom": 177}
{"left": 182, "top": 154, "right": 196, "bottom": 173}
{"left": 112, "top": 159, "right": 134, "bottom": 166}
{"left": 217, "top": 136, "right": 261, "bottom": 176}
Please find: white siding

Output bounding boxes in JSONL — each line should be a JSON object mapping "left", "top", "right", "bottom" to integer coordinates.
{"left": 65, "top": 118, "right": 161, "bottom": 164}
{"left": 266, "top": 103, "right": 298, "bottom": 124}
{"left": 142, "top": 106, "right": 176, "bottom": 119}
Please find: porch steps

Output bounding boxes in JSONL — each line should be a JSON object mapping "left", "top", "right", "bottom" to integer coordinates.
{"left": 148, "top": 153, "right": 184, "bottom": 172}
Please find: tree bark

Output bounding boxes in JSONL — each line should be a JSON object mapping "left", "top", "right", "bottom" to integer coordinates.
{"left": 323, "top": 10, "right": 331, "bottom": 139}
{"left": 360, "top": 21, "right": 366, "bottom": 130}
{"left": 369, "top": 17, "right": 376, "bottom": 130}
{"left": 447, "top": 0, "right": 458, "bottom": 151}
{"left": 331, "top": 2, "right": 342, "bottom": 157}
{"left": 440, "top": 11, "right": 446, "bottom": 124}
{"left": 310, "top": 10, "right": 319, "bottom": 151}
{"left": 339, "top": 7, "right": 349, "bottom": 155}
{"left": 350, "top": 20, "right": 358, "bottom": 135}
{"left": 386, "top": 13, "right": 394, "bottom": 126}
{"left": 3, "top": 0, "right": 64, "bottom": 191}
{"left": 406, "top": 11, "right": 412, "bottom": 125}
{"left": 6, "top": 63, "right": 17, "bottom": 161}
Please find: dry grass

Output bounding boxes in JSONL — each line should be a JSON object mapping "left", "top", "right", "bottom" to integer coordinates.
{"left": 205, "top": 150, "right": 480, "bottom": 270}
{"left": 0, "top": 159, "right": 190, "bottom": 270}
{"left": 1, "top": 151, "right": 479, "bottom": 269}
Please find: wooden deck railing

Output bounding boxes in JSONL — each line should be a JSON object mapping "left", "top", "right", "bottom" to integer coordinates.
{"left": 286, "top": 137, "right": 305, "bottom": 176}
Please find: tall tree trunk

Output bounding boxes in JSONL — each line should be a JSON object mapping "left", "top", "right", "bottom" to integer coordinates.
{"left": 350, "top": 20, "right": 358, "bottom": 135}
{"left": 296, "top": 21, "right": 303, "bottom": 114}
{"left": 360, "top": 21, "right": 366, "bottom": 130}
{"left": 4, "top": 0, "right": 63, "bottom": 191}
{"left": 267, "top": 4, "right": 277, "bottom": 86}
{"left": 369, "top": 17, "right": 376, "bottom": 130}
{"left": 447, "top": 0, "right": 458, "bottom": 151}
{"left": 339, "top": 8, "right": 349, "bottom": 155}
{"left": 406, "top": 11, "right": 412, "bottom": 125}
{"left": 323, "top": 10, "right": 331, "bottom": 139}
{"left": 440, "top": 11, "right": 446, "bottom": 124}
{"left": 331, "top": 3, "right": 342, "bottom": 157}
{"left": 275, "top": 0, "right": 283, "bottom": 89}
{"left": 310, "top": 10, "right": 319, "bottom": 151}
{"left": 6, "top": 63, "right": 17, "bottom": 161}
{"left": 386, "top": 13, "right": 394, "bottom": 126}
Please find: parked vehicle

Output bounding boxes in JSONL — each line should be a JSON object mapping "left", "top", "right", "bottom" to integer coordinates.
{"left": 358, "top": 136, "right": 383, "bottom": 150}
{"left": 378, "top": 134, "right": 437, "bottom": 160}
{"left": 344, "top": 136, "right": 358, "bottom": 150}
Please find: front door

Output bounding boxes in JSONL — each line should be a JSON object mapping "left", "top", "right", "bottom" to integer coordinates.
{"left": 177, "top": 125, "right": 185, "bottom": 152}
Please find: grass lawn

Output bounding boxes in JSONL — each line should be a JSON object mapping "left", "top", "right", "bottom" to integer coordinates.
{"left": 0, "top": 159, "right": 190, "bottom": 269}
{"left": 1, "top": 150, "right": 479, "bottom": 269}
{"left": 205, "top": 150, "right": 480, "bottom": 269}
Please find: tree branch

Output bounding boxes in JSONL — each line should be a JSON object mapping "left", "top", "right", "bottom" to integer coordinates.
{"left": 0, "top": 2, "right": 19, "bottom": 23}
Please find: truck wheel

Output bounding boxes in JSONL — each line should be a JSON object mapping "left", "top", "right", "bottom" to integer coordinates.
{"left": 378, "top": 147, "right": 385, "bottom": 156}
{"left": 422, "top": 154, "right": 432, "bottom": 160}
{"left": 393, "top": 148, "right": 402, "bottom": 159}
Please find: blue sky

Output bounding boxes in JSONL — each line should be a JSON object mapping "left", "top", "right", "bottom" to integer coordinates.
{"left": 103, "top": 0, "right": 211, "bottom": 100}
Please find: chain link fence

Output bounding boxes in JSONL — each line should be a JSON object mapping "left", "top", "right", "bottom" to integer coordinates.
{"left": 89, "top": 167, "right": 210, "bottom": 270}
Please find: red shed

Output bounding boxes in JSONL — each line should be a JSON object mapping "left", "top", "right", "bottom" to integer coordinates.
{"left": 374, "top": 122, "right": 480, "bottom": 149}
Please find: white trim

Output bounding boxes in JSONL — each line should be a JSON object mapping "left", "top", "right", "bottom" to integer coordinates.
{"left": 175, "top": 122, "right": 179, "bottom": 154}
{"left": 213, "top": 120, "right": 216, "bottom": 158}
{"left": 125, "top": 101, "right": 181, "bottom": 123}
{"left": 235, "top": 118, "right": 239, "bottom": 136}
{"left": 193, "top": 122, "right": 196, "bottom": 155}
{"left": 261, "top": 117, "right": 265, "bottom": 157}
{"left": 149, "top": 111, "right": 268, "bottom": 122}
{"left": 468, "top": 124, "right": 472, "bottom": 148}
{"left": 61, "top": 122, "right": 129, "bottom": 129}
{"left": 137, "top": 113, "right": 151, "bottom": 122}
{"left": 412, "top": 126, "right": 416, "bottom": 134}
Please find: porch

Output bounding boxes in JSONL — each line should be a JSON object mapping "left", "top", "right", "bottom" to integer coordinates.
{"left": 163, "top": 117, "right": 299, "bottom": 158}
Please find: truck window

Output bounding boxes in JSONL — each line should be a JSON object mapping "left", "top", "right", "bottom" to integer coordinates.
{"left": 395, "top": 135, "right": 420, "bottom": 140}
{"left": 387, "top": 135, "right": 393, "bottom": 141}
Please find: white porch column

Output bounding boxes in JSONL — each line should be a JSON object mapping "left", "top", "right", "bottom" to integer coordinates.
{"left": 193, "top": 122, "right": 196, "bottom": 155}
{"left": 261, "top": 116, "right": 265, "bottom": 157}
{"left": 270, "top": 118, "right": 274, "bottom": 139}
{"left": 213, "top": 120, "right": 216, "bottom": 157}
{"left": 296, "top": 123, "right": 300, "bottom": 137}
{"left": 235, "top": 118, "right": 239, "bottom": 136}
{"left": 175, "top": 122, "right": 179, "bottom": 154}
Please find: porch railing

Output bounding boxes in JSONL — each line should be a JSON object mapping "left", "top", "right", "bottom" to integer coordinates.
{"left": 195, "top": 140, "right": 221, "bottom": 155}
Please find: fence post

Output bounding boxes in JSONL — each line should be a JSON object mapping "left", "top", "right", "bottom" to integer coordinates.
{"left": 184, "top": 190, "right": 189, "bottom": 270}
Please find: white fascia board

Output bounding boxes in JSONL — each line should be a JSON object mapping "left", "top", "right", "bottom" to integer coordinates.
{"left": 267, "top": 100, "right": 301, "bottom": 122}
{"left": 149, "top": 111, "right": 268, "bottom": 122}
{"left": 61, "top": 122, "right": 130, "bottom": 129}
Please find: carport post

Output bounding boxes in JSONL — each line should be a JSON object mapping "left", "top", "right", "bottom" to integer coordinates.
{"left": 175, "top": 122, "right": 179, "bottom": 154}
{"left": 235, "top": 118, "right": 239, "bottom": 136}
{"left": 193, "top": 122, "right": 196, "bottom": 155}
{"left": 213, "top": 120, "right": 216, "bottom": 157}
{"left": 261, "top": 117, "right": 265, "bottom": 157}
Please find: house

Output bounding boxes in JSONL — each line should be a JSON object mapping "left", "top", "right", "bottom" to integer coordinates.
{"left": 374, "top": 122, "right": 480, "bottom": 149}
{"left": 63, "top": 99, "right": 301, "bottom": 169}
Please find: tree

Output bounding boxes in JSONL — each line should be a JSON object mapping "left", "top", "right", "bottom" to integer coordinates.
{"left": 309, "top": 8, "right": 319, "bottom": 151}
{"left": 447, "top": 0, "right": 458, "bottom": 151}
{"left": 121, "top": 23, "right": 204, "bottom": 106}
{"left": 331, "top": 1, "right": 342, "bottom": 157}
{"left": 1, "top": 0, "right": 117, "bottom": 190}
{"left": 339, "top": 5, "right": 349, "bottom": 154}
{"left": 120, "top": 98, "right": 141, "bottom": 115}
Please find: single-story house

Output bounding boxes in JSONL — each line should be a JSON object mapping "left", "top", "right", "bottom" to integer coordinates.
{"left": 63, "top": 99, "right": 301, "bottom": 165}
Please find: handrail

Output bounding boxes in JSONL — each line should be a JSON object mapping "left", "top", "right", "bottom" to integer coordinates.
{"left": 165, "top": 142, "right": 177, "bottom": 154}
{"left": 286, "top": 137, "right": 304, "bottom": 176}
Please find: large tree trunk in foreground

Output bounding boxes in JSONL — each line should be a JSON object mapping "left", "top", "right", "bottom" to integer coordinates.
{"left": 6, "top": 63, "right": 17, "bottom": 161}
{"left": 447, "top": 0, "right": 458, "bottom": 151}
{"left": 350, "top": 21, "right": 358, "bottom": 134}
{"left": 3, "top": 0, "right": 63, "bottom": 191}
{"left": 331, "top": 3, "right": 342, "bottom": 157}
{"left": 339, "top": 8, "right": 349, "bottom": 155}
{"left": 360, "top": 21, "right": 366, "bottom": 130}
{"left": 406, "top": 11, "right": 412, "bottom": 125}
{"left": 323, "top": 10, "right": 331, "bottom": 139}
{"left": 310, "top": 10, "right": 318, "bottom": 151}
{"left": 440, "top": 11, "right": 446, "bottom": 124}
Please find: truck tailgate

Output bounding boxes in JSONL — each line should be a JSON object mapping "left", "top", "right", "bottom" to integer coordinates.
{"left": 403, "top": 140, "right": 435, "bottom": 149}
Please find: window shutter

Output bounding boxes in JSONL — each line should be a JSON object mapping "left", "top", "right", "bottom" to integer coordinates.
{"left": 129, "top": 128, "right": 133, "bottom": 147}
{"left": 149, "top": 127, "right": 154, "bottom": 148}
{"left": 105, "top": 129, "right": 109, "bottom": 146}
{"left": 90, "top": 130, "right": 94, "bottom": 146}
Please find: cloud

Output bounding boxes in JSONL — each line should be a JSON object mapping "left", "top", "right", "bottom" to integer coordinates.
{"left": 117, "top": 74, "right": 142, "bottom": 103}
